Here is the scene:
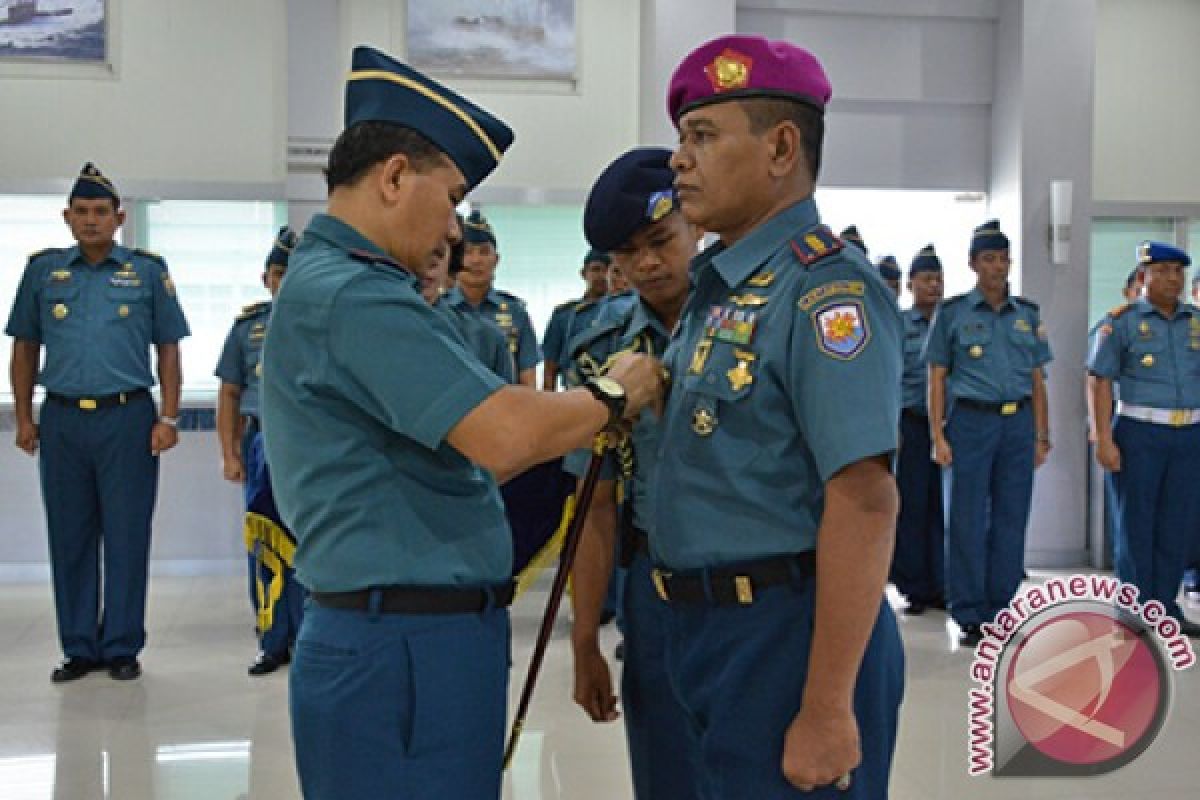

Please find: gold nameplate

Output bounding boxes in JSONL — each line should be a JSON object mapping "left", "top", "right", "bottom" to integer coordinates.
{"left": 729, "top": 293, "right": 769, "bottom": 308}
{"left": 1141, "top": 354, "right": 1155, "bottom": 367}
{"left": 692, "top": 408, "right": 716, "bottom": 436}
{"left": 52, "top": 304, "right": 68, "bottom": 320}
{"left": 689, "top": 339, "right": 713, "bottom": 374}
{"left": 255, "top": 362, "right": 263, "bottom": 377}
{"left": 748, "top": 271, "right": 775, "bottom": 287}
{"left": 735, "top": 575, "right": 754, "bottom": 605}
{"left": 118, "top": 305, "right": 130, "bottom": 318}
{"left": 969, "top": 345, "right": 983, "bottom": 358}
{"left": 1000, "top": 402, "right": 1018, "bottom": 416}
{"left": 79, "top": 398, "right": 97, "bottom": 411}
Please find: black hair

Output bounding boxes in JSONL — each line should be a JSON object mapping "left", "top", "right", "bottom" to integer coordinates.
{"left": 324, "top": 121, "right": 446, "bottom": 193}
{"left": 740, "top": 97, "right": 824, "bottom": 181}
{"left": 448, "top": 212, "right": 466, "bottom": 276}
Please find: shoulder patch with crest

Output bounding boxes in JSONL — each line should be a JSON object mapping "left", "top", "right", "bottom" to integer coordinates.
{"left": 813, "top": 300, "right": 870, "bottom": 360}
{"left": 789, "top": 225, "right": 844, "bottom": 267}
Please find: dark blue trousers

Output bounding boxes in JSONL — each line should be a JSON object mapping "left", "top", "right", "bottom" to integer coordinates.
{"left": 892, "top": 410, "right": 944, "bottom": 604}
{"left": 943, "top": 404, "right": 1035, "bottom": 628}
{"left": 38, "top": 392, "right": 158, "bottom": 661}
{"left": 622, "top": 550, "right": 704, "bottom": 799}
{"left": 290, "top": 601, "right": 510, "bottom": 800}
{"left": 662, "top": 574, "right": 904, "bottom": 799}
{"left": 1107, "top": 417, "right": 1200, "bottom": 621}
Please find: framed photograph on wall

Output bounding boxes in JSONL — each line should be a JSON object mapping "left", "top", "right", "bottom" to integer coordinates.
{"left": 0, "top": 0, "right": 106, "bottom": 63}
{"left": 406, "top": 0, "right": 576, "bottom": 81}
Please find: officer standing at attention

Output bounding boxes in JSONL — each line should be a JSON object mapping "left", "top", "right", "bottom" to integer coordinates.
{"left": 542, "top": 249, "right": 612, "bottom": 390}
{"left": 260, "top": 46, "right": 663, "bottom": 800}
{"left": 6, "top": 163, "right": 190, "bottom": 683}
{"left": 877, "top": 255, "right": 902, "bottom": 298}
{"left": 566, "top": 147, "right": 705, "bottom": 800}
{"left": 655, "top": 35, "right": 905, "bottom": 797}
{"left": 927, "top": 220, "right": 1052, "bottom": 647}
{"left": 1087, "top": 242, "right": 1200, "bottom": 638}
{"left": 891, "top": 245, "right": 946, "bottom": 615}
{"left": 446, "top": 210, "right": 541, "bottom": 386}
{"left": 1186, "top": 274, "right": 1200, "bottom": 601}
{"left": 215, "top": 226, "right": 303, "bottom": 676}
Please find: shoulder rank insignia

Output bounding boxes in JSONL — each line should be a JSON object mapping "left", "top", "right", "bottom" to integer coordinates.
{"left": 789, "top": 225, "right": 843, "bottom": 267}
{"left": 133, "top": 248, "right": 167, "bottom": 266}
{"left": 237, "top": 301, "right": 270, "bottom": 321}
{"left": 1108, "top": 303, "right": 1131, "bottom": 319}
{"left": 813, "top": 301, "right": 870, "bottom": 360}
{"left": 31, "top": 247, "right": 63, "bottom": 263}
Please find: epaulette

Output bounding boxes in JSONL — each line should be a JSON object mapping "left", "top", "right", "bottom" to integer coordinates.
{"left": 132, "top": 248, "right": 167, "bottom": 267}
{"left": 237, "top": 301, "right": 271, "bottom": 321}
{"left": 941, "top": 293, "right": 968, "bottom": 307}
{"left": 1108, "top": 303, "right": 1131, "bottom": 319}
{"left": 347, "top": 248, "right": 402, "bottom": 270}
{"left": 494, "top": 289, "right": 527, "bottom": 307}
{"left": 1014, "top": 296, "right": 1040, "bottom": 311}
{"left": 573, "top": 298, "right": 598, "bottom": 312}
{"left": 28, "top": 247, "right": 64, "bottom": 262}
{"left": 789, "top": 225, "right": 844, "bottom": 267}
{"left": 567, "top": 310, "right": 631, "bottom": 362}
{"left": 551, "top": 298, "right": 581, "bottom": 314}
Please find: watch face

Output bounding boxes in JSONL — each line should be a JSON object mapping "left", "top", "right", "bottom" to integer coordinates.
{"left": 595, "top": 376, "right": 625, "bottom": 398}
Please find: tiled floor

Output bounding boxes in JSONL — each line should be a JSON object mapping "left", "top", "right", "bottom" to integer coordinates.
{"left": 0, "top": 573, "right": 1196, "bottom": 799}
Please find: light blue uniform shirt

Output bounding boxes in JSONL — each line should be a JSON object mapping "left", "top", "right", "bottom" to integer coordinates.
{"left": 562, "top": 298, "right": 671, "bottom": 534}
{"left": 261, "top": 214, "right": 510, "bottom": 591}
{"left": 543, "top": 296, "right": 606, "bottom": 367}
{"left": 5, "top": 244, "right": 190, "bottom": 395}
{"left": 444, "top": 285, "right": 541, "bottom": 373}
{"left": 1087, "top": 298, "right": 1200, "bottom": 409}
{"left": 901, "top": 307, "right": 935, "bottom": 413}
{"left": 651, "top": 199, "right": 903, "bottom": 570}
{"left": 924, "top": 287, "right": 1052, "bottom": 404}
{"left": 214, "top": 301, "right": 270, "bottom": 417}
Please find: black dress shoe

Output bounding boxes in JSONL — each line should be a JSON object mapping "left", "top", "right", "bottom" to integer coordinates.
{"left": 958, "top": 625, "right": 983, "bottom": 648}
{"left": 902, "top": 601, "right": 928, "bottom": 616}
{"left": 51, "top": 658, "right": 100, "bottom": 684}
{"left": 247, "top": 652, "right": 289, "bottom": 676}
{"left": 108, "top": 657, "right": 142, "bottom": 681}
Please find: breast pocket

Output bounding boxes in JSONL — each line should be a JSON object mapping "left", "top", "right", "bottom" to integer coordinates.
{"left": 1127, "top": 337, "right": 1168, "bottom": 378}
{"left": 105, "top": 286, "right": 150, "bottom": 322}
{"left": 41, "top": 284, "right": 80, "bottom": 326}
{"left": 676, "top": 343, "right": 761, "bottom": 469}
{"left": 1006, "top": 325, "right": 1041, "bottom": 369}
{"left": 955, "top": 323, "right": 992, "bottom": 361}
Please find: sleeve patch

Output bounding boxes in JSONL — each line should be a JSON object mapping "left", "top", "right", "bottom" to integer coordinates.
{"left": 797, "top": 280, "right": 865, "bottom": 311}
{"left": 813, "top": 301, "right": 870, "bottom": 360}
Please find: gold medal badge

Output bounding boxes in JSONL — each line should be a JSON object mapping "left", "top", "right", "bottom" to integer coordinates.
{"left": 726, "top": 349, "right": 757, "bottom": 392}
{"left": 692, "top": 408, "right": 716, "bottom": 436}
{"left": 53, "top": 304, "right": 68, "bottom": 320}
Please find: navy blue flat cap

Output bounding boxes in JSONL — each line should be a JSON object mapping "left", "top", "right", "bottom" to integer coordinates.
{"left": 877, "top": 255, "right": 901, "bottom": 281}
{"left": 909, "top": 244, "right": 942, "bottom": 276}
{"left": 970, "top": 219, "right": 1009, "bottom": 257}
{"left": 1137, "top": 240, "right": 1191, "bottom": 268}
{"left": 345, "top": 46, "right": 514, "bottom": 191}
{"left": 462, "top": 210, "right": 497, "bottom": 246}
{"left": 69, "top": 162, "right": 118, "bottom": 204}
{"left": 266, "top": 226, "right": 297, "bottom": 269}
{"left": 840, "top": 225, "right": 867, "bottom": 255}
{"left": 584, "top": 249, "right": 611, "bottom": 266}
{"left": 584, "top": 147, "right": 677, "bottom": 252}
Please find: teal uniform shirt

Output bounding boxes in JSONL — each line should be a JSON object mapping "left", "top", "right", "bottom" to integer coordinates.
{"left": 433, "top": 295, "right": 517, "bottom": 383}
{"left": 261, "top": 214, "right": 510, "bottom": 591}
{"left": 543, "top": 296, "right": 606, "bottom": 367}
{"left": 5, "top": 244, "right": 190, "bottom": 395}
{"left": 1088, "top": 298, "right": 1200, "bottom": 409}
{"left": 214, "top": 301, "right": 271, "bottom": 417}
{"left": 562, "top": 299, "right": 672, "bottom": 533}
{"left": 924, "top": 287, "right": 1052, "bottom": 403}
{"left": 444, "top": 286, "right": 541, "bottom": 372}
{"left": 901, "top": 307, "right": 934, "bottom": 413}
{"left": 651, "top": 199, "right": 903, "bottom": 570}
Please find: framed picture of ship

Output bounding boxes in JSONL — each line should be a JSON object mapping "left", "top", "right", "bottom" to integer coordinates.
{"left": 407, "top": 0, "right": 576, "bottom": 81}
{"left": 0, "top": 0, "right": 106, "bottom": 63}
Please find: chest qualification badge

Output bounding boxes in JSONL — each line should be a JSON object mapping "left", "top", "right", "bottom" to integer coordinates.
{"left": 692, "top": 407, "right": 716, "bottom": 436}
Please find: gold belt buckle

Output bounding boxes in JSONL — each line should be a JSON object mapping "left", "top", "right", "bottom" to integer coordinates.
{"left": 734, "top": 575, "right": 754, "bottom": 605}
{"left": 1170, "top": 409, "right": 1188, "bottom": 427}
{"left": 78, "top": 398, "right": 97, "bottom": 411}
{"left": 1000, "top": 402, "right": 1018, "bottom": 416}
{"left": 651, "top": 569, "right": 671, "bottom": 602}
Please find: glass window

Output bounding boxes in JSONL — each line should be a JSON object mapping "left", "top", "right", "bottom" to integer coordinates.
{"left": 138, "top": 200, "right": 287, "bottom": 395}
{"left": 0, "top": 194, "right": 78, "bottom": 350}
{"left": 1089, "top": 217, "right": 1175, "bottom": 325}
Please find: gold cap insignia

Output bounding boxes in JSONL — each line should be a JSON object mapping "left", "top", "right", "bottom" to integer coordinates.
{"left": 705, "top": 49, "right": 753, "bottom": 93}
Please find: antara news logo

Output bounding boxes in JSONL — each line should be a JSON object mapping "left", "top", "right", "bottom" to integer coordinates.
{"left": 967, "top": 575, "right": 1195, "bottom": 777}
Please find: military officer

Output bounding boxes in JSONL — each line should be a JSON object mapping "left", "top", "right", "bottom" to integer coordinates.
{"left": 542, "top": 249, "right": 612, "bottom": 390}
{"left": 608, "top": 259, "right": 632, "bottom": 294}
{"left": 1087, "top": 241, "right": 1200, "bottom": 637}
{"left": 891, "top": 245, "right": 945, "bottom": 615}
{"left": 215, "top": 226, "right": 304, "bottom": 676}
{"left": 1187, "top": 275, "right": 1200, "bottom": 600}
{"left": 841, "top": 224, "right": 868, "bottom": 256}
{"left": 446, "top": 210, "right": 541, "bottom": 386}
{"left": 565, "top": 147, "right": 704, "bottom": 800}
{"left": 877, "top": 255, "right": 902, "bottom": 297}
{"left": 926, "top": 220, "right": 1052, "bottom": 647}
{"left": 654, "top": 35, "right": 905, "bottom": 797}
{"left": 6, "top": 163, "right": 190, "bottom": 683}
{"left": 260, "top": 46, "right": 663, "bottom": 799}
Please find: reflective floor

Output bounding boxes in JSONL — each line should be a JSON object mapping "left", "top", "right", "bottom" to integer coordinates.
{"left": 0, "top": 574, "right": 1197, "bottom": 799}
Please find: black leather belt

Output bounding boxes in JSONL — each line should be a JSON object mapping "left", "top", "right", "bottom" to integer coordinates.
{"left": 312, "top": 581, "right": 515, "bottom": 615}
{"left": 955, "top": 396, "right": 1030, "bottom": 416}
{"left": 46, "top": 388, "right": 149, "bottom": 411}
{"left": 651, "top": 552, "right": 816, "bottom": 606}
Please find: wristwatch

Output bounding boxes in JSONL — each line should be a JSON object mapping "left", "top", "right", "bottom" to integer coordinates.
{"left": 584, "top": 376, "right": 627, "bottom": 426}
{"left": 159, "top": 416, "right": 179, "bottom": 428}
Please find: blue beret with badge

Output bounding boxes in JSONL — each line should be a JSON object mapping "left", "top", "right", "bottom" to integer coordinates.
{"left": 970, "top": 219, "right": 1009, "bottom": 257}
{"left": 584, "top": 248, "right": 611, "bottom": 266}
{"left": 584, "top": 147, "right": 677, "bottom": 252}
{"left": 877, "top": 255, "right": 901, "bottom": 281}
{"left": 1137, "top": 240, "right": 1191, "bottom": 268}
{"left": 909, "top": 244, "right": 942, "bottom": 276}
{"left": 840, "top": 225, "right": 867, "bottom": 256}
{"left": 462, "top": 210, "right": 497, "bottom": 246}
{"left": 344, "top": 45, "right": 514, "bottom": 191}
{"left": 69, "top": 162, "right": 119, "bottom": 204}
{"left": 266, "top": 226, "right": 297, "bottom": 269}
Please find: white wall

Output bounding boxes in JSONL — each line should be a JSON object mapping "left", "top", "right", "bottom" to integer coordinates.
{"left": 1093, "top": 0, "right": 1200, "bottom": 204}
{"left": 0, "top": 0, "right": 287, "bottom": 195}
